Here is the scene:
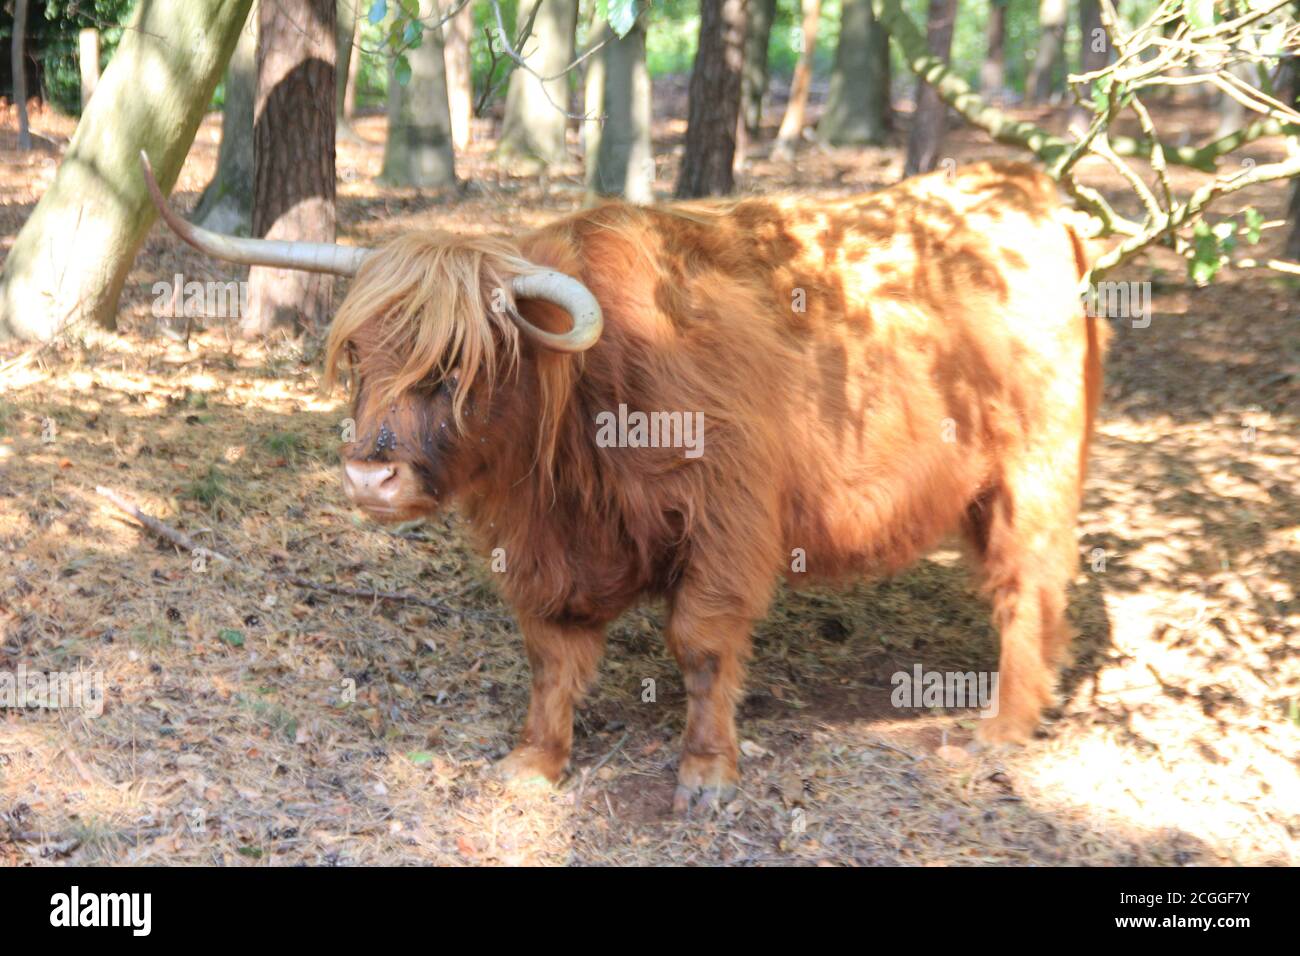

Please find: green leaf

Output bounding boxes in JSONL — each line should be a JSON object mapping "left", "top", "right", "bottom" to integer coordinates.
{"left": 402, "top": 19, "right": 423, "bottom": 48}
{"left": 394, "top": 54, "right": 412, "bottom": 87}
{"left": 1243, "top": 207, "right": 1264, "bottom": 245}
{"left": 1212, "top": 220, "right": 1237, "bottom": 256}
{"left": 1185, "top": 0, "right": 1215, "bottom": 31}
{"left": 217, "top": 628, "right": 245, "bottom": 648}
{"left": 1189, "top": 219, "right": 1224, "bottom": 286}
{"left": 608, "top": 0, "right": 639, "bottom": 37}
{"left": 1091, "top": 76, "right": 1112, "bottom": 113}
{"left": 367, "top": 0, "right": 387, "bottom": 25}
{"left": 1189, "top": 256, "right": 1219, "bottom": 285}
{"left": 407, "top": 751, "right": 435, "bottom": 766}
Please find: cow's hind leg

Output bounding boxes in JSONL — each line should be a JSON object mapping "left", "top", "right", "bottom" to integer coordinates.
{"left": 664, "top": 590, "right": 759, "bottom": 815}
{"left": 962, "top": 464, "right": 1080, "bottom": 744}
{"left": 499, "top": 616, "right": 606, "bottom": 787}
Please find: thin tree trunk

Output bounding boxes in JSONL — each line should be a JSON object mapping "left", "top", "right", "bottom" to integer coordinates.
{"left": 194, "top": 9, "right": 257, "bottom": 233}
{"left": 903, "top": 0, "right": 955, "bottom": 177}
{"left": 498, "top": 0, "right": 579, "bottom": 170}
{"left": 773, "top": 0, "right": 821, "bottom": 159}
{"left": 1069, "top": 0, "right": 1107, "bottom": 131}
{"left": 245, "top": 0, "right": 336, "bottom": 336}
{"left": 734, "top": 101, "right": 748, "bottom": 172}
{"left": 444, "top": 0, "right": 474, "bottom": 150}
{"left": 1286, "top": 53, "right": 1300, "bottom": 261}
{"left": 819, "top": 0, "right": 891, "bottom": 146}
{"left": 0, "top": 0, "right": 253, "bottom": 342}
{"left": 1215, "top": 60, "right": 1257, "bottom": 139}
{"left": 12, "top": 0, "right": 30, "bottom": 150}
{"left": 344, "top": 22, "right": 361, "bottom": 118}
{"left": 336, "top": 0, "right": 360, "bottom": 139}
{"left": 981, "top": 0, "right": 1006, "bottom": 98}
{"left": 1026, "top": 0, "right": 1067, "bottom": 105}
{"left": 1283, "top": 170, "right": 1299, "bottom": 263}
{"left": 675, "top": 0, "right": 748, "bottom": 198}
{"left": 79, "top": 28, "right": 100, "bottom": 110}
{"left": 380, "top": 0, "right": 457, "bottom": 187}
{"left": 741, "top": 0, "right": 777, "bottom": 137}
{"left": 584, "top": 17, "right": 653, "bottom": 203}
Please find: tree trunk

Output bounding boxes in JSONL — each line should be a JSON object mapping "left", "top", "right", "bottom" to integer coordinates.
{"left": 380, "top": 0, "right": 457, "bottom": 188}
{"left": 1286, "top": 54, "right": 1300, "bottom": 261}
{"left": 444, "top": 0, "right": 474, "bottom": 150}
{"left": 497, "top": 0, "right": 579, "bottom": 170}
{"left": 0, "top": 0, "right": 253, "bottom": 342}
{"left": 584, "top": 17, "right": 653, "bottom": 204}
{"left": 12, "top": 0, "right": 30, "bottom": 151}
{"left": 1069, "top": 0, "right": 1107, "bottom": 131}
{"left": 79, "top": 28, "right": 100, "bottom": 110}
{"left": 1284, "top": 173, "right": 1300, "bottom": 261}
{"left": 903, "top": 0, "right": 955, "bottom": 177}
{"left": 245, "top": 0, "right": 336, "bottom": 336}
{"left": 741, "top": 0, "right": 777, "bottom": 137}
{"left": 344, "top": 17, "right": 361, "bottom": 118}
{"left": 194, "top": 9, "right": 257, "bottom": 233}
{"left": 980, "top": 0, "right": 1006, "bottom": 98}
{"left": 1026, "top": 0, "right": 1067, "bottom": 105}
{"left": 1215, "top": 60, "right": 1257, "bottom": 139}
{"left": 773, "top": 0, "right": 821, "bottom": 159}
{"left": 336, "top": 0, "right": 360, "bottom": 138}
{"left": 819, "top": 0, "right": 890, "bottom": 146}
{"left": 675, "top": 0, "right": 748, "bottom": 198}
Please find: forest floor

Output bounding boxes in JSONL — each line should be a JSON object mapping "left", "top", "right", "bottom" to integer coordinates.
{"left": 0, "top": 90, "right": 1297, "bottom": 866}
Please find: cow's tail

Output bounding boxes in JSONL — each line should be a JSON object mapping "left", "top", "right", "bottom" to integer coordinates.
{"left": 1062, "top": 212, "right": 1109, "bottom": 489}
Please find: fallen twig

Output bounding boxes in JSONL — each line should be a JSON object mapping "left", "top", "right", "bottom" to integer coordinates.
{"left": 95, "top": 485, "right": 231, "bottom": 562}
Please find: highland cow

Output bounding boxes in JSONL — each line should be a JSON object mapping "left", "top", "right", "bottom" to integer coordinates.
{"left": 144, "top": 155, "right": 1106, "bottom": 814}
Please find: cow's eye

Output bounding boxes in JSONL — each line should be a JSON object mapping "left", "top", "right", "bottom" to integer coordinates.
{"left": 436, "top": 372, "right": 460, "bottom": 398}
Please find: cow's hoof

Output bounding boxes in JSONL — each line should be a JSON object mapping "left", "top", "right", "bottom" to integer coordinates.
{"left": 672, "top": 782, "right": 737, "bottom": 816}
{"left": 673, "top": 752, "right": 739, "bottom": 816}
{"left": 498, "top": 746, "right": 566, "bottom": 791}
{"left": 974, "top": 712, "right": 1036, "bottom": 747}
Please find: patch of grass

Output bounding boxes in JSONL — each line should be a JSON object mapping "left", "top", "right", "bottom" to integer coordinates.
{"left": 64, "top": 818, "right": 118, "bottom": 855}
{"left": 129, "top": 623, "right": 171, "bottom": 649}
{"left": 236, "top": 691, "right": 298, "bottom": 743}
{"left": 182, "top": 465, "right": 232, "bottom": 508}
{"left": 261, "top": 430, "right": 307, "bottom": 460}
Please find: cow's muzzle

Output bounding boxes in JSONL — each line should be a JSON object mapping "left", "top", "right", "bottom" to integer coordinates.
{"left": 342, "top": 460, "right": 413, "bottom": 521}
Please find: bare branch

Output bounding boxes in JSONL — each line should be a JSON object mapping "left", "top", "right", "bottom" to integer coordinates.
{"left": 1089, "top": 149, "right": 1300, "bottom": 280}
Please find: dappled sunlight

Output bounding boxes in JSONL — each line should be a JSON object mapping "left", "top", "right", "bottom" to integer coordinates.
{"left": 1016, "top": 729, "right": 1295, "bottom": 865}
{"left": 2, "top": 86, "right": 1297, "bottom": 865}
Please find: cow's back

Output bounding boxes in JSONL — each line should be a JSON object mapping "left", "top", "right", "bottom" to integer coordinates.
{"left": 520, "top": 163, "right": 1091, "bottom": 582}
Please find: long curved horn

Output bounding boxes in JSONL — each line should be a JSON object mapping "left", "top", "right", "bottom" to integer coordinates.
{"left": 509, "top": 271, "right": 604, "bottom": 353}
{"left": 143, "top": 150, "right": 602, "bottom": 351}
{"left": 140, "top": 150, "right": 373, "bottom": 276}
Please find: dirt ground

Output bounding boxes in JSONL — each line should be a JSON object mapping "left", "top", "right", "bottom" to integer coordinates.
{"left": 0, "top": 88, "right": 1297, "bottom": 866}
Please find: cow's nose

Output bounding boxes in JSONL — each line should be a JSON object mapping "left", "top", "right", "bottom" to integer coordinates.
{"left": 343, "top": 460, "right": 400, "bottom": 508}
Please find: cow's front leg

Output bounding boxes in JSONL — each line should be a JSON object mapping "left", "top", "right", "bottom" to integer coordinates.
{"left": 665, "top": 596, "right": 755, "bottom": 815}
{"left": 499, "top": 616, "right": 606, "bottom": 787}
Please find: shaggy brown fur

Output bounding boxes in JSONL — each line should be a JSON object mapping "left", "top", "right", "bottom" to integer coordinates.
{"left": 326, "top": 161, "right": 1107, "bottom": 813}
